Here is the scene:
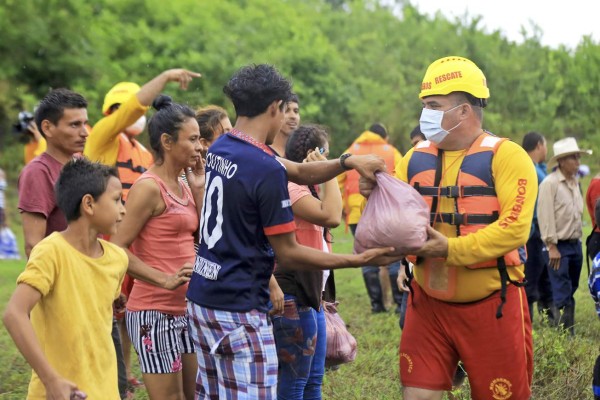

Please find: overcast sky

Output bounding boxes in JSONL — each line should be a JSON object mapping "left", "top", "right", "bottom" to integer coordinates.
{"left": 406, "top": 0, "right": 596, "bottom": 49}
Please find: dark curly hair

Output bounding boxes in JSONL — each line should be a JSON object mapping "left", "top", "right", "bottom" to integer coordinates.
{"left": 223, "top": 64, "right": 293, "bottom": 118}
{"left": 285, "top": 125, "right": 328, "bottom": 164}
{"left": 285, "top": 124, "right": 332, "bottom": 242}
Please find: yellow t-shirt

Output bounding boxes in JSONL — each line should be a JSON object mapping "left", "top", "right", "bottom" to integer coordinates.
{"left": 396, "top": 139, "right": 537, "bottom": 302}
{"left": 17, "top": 232, "right": 127, "bottom": 399}
{"left": 84, "top": 94, "right": 147, "bottom": 166}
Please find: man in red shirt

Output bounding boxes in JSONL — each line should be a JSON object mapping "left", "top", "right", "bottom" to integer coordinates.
{"left": 18, "top": 89, "right": 89, "bottom": 258}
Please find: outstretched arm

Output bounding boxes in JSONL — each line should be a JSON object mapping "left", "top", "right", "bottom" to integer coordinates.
{"left": 136, "top": 68, "right": 201, "bottom": 106}
{"left": 85, "top": 68, "right": 201, "bottom": 164}
{"left": 281, "top": 154, "right": 386, "bottom": 186}
{"left": 268, "top": 231, "right": 400, "bottom": 271}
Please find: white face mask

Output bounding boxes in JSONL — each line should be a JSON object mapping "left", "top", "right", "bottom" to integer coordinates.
{"left": 125, "top": 115, "right": 146, "bottom": 136}
{"left": 419, "top": 104, "right": 463, "bottom": 144}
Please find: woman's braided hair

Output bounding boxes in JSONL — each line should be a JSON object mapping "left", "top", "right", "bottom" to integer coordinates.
{"left": 285, "top": 124, "right": 332, "bottom": 242}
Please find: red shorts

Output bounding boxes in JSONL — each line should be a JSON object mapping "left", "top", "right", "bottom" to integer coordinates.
{"left": 399, "top": 282, "right": 533, "bottom": 399}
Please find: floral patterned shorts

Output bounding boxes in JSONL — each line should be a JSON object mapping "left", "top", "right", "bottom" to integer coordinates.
{"left": 126, "top": 309, "right": 194, "bottom": 374}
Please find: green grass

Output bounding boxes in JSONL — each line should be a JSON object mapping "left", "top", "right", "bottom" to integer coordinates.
{"left": 1, "top": 224, "right": 599, "bottom": 399}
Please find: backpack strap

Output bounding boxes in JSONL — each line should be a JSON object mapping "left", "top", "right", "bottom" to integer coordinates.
{"left": 496, "top": 256, "right": 526, "bottom": 318}
{"left": 415, "top": 150, "right": 444, "bottom": 267}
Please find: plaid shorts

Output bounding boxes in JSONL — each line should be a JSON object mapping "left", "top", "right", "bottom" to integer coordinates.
{"left": 126, "top": 309, "right": 195, "bottom": 374}
{"left": 187, "top": 302, "right": 278, "bottom": 399}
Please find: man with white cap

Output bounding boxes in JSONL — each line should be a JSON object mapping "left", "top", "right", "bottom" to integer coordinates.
{"left": 537, "top": 137, "right": 592, "bottom": 335}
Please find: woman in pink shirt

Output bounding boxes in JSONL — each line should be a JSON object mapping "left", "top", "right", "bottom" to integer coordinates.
{"left": 272, "top": 125, "right": 341, "bottom": 399}
{"left": 112, "top": 95, "right": 204, "bottom": 400}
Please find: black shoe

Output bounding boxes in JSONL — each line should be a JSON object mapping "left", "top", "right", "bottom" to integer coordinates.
{"left": 371, "top": 303, "right": 387, "bottom": 313}
{"left": 538, "top": 300, "right": 559, "bottom": 326}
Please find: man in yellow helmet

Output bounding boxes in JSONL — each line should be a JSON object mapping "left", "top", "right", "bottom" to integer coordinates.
{"left": 85, "top": 68, "right": 200, "bottom": 201}
{"left": 361, "top": 56, "right": 536, "bottom": 399}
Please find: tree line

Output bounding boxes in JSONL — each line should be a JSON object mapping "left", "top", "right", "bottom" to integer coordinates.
{"left": 1, "top": 0, "right": 599, "bottom": 160}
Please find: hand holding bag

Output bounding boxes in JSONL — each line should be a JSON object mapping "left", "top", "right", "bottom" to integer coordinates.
{"left": 354, "top": 172, "right": 429, "bottom": 256}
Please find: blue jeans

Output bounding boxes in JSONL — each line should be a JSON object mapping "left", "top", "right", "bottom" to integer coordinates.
{"left": 272, "top": 295, "right": 326, "bottom": 400}
{"left": 362, "top": 261, "right": 400, "bottom": 276}
{"left": 524, "top": 222, "right": 554, "bottom": 305}
{"left": 548, "top": 241, "right": 583, "bottom": 308}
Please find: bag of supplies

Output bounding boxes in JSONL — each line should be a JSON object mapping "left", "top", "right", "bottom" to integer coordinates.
{"left": 323, "top": 301, "right": 357, "bottom": 367}
{"left": 354, "top": 172, "right": 429, "bottom": 256}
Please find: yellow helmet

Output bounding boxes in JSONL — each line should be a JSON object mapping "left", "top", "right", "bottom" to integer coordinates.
{"left": 419, "top": 56, "right": 489, "bottom": 101}
{"left": 102, "top": 82, "right": 140, "bottom": 115}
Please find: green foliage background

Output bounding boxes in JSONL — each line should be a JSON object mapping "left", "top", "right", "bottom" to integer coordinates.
{"left": 1, "top": 0, "right": 599, "bottom": 158}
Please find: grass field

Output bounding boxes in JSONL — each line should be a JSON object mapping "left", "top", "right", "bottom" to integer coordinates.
{"left": 1, "top": 224, "right": 599, "bottom": 399}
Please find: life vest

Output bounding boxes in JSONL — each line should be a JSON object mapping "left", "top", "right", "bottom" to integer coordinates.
{"left": 116, "top": 133, "right": 153, "bottom": 201}
{"left": 344, "top": 142, "right": 396, "bottom": 202}
{"left": 407, "top": 132, "right": 523, "bottom": 317}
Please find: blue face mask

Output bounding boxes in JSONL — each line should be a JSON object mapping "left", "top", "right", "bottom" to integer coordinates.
{"left": 419, "top": 104, "right": 463, "bottom": 144}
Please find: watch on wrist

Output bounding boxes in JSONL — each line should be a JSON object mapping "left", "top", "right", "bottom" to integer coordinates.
{"left": 339, "top": 153, "right": 352, "bottom": 170}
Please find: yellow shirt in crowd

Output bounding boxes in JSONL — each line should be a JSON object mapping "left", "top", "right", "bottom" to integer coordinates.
{"left": 84, "top": 94, "right": 147, "bottom": 166}
{"left": 24, "top": 138, "right": 47, "bottom": 165}
{"left": 17, "top": 232, "right": 128, "bottom": 399}
{"left": 396, "top": 139, "right": 537, "bottom": 302}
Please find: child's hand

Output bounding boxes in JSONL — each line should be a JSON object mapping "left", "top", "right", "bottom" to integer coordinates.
{"left": 44, "top": 376, "right": 78, "bottom": 399}
{"left": 113, "top": 293, "right": 127, "bottom": 314}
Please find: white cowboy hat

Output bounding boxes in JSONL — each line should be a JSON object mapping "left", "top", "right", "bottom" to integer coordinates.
{"left": 547, "top": 137, "right": 592, "bottom": 169}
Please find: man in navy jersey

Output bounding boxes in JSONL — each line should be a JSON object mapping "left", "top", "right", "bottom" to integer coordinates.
{"left": 186, "top": 64, "right": 398, "bottom": 399}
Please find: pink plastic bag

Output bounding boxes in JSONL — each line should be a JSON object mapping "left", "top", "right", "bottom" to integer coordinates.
{"left": 354, "top": 172, "right": 429, "bottom": 256}
{"left": 324, "top": 301, "right": 357, "bottom": 367}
